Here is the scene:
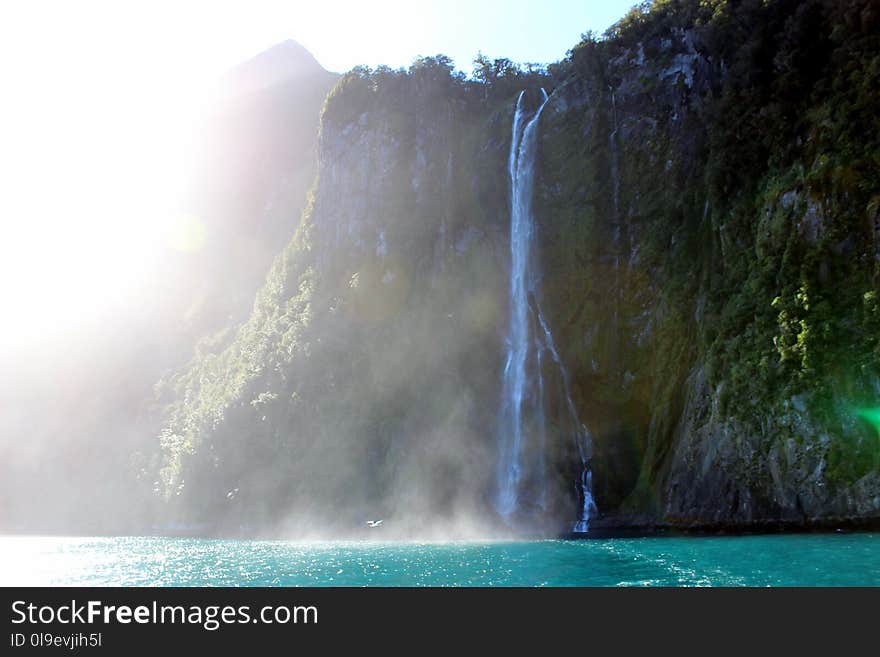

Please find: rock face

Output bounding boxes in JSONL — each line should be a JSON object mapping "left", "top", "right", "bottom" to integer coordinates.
{"left": 0, "top": 41, "right": 338, "bottom": 537}
{"left": 178, "top": 40, "right": 338, "bottom": 335}
{"left": 156, "top": 60, "right": 519, "bottom": 536}
{"left": 532, "top": 0, "right": 880, "bottom": 530}
{"left": 156, "top": 1, "right": 880, "bottom": 536}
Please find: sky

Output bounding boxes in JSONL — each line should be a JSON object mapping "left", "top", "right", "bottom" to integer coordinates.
{"left": 0, "top": 0, "right": 637, "bottom": 348}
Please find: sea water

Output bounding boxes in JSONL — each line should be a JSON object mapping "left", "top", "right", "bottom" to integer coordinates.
{"left": 1, "top": 534, "right": 878, "bottom": 586}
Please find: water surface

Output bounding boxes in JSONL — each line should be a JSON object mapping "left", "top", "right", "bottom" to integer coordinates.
{"left": 1, "top": 534, "right": 877, "bottom": 586}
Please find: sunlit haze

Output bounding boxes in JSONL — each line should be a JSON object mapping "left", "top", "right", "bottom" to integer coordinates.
{"left": 0, "top": 0, "right": 878, "bottom": 596}
{"left": 0, "top": 0, "right": 633, "bottom": 348}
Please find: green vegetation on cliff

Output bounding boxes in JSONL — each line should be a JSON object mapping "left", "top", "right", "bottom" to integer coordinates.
{"left": 536, "top": 0, "right": 880, "bottom": 522}
{"left": 154, "top": 0, "right": 880, "bottom": 533}
{"left": 154, "top": 57, "right": 554, "bottom": 533}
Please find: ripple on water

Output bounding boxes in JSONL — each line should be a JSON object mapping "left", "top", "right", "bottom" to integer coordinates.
{"left": 0, "top": 535, "right": 877, "bottom": 586}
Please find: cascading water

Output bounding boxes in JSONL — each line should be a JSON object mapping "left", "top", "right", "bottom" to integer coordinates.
{"left": 535, "top": 309, "right": 597, "bottom": 533}
{"left": 496, "top": 89, "right": 597, "bottom": 533}
{"left": 496, "top": 90, "right": 544, "bottom": 520}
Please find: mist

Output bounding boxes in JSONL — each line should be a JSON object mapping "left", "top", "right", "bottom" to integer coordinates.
{"left": 5, "top": 0, "right": 880, "bottom": 545}
{"left": 0, "top": 42, "right": 571, "bottom": 542}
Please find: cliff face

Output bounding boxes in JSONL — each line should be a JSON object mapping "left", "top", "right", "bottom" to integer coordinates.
{"left": 535, "top": 0, "right": 880, "bottom": 528}
{"left": 0, "top": 41, "right": 336, "bottom": 536}
{"left": 177, "top": 40, "right": 338, "bottom": 335}
{"left": 156, "top": 0, "right": 880, "bottom": 535}
{"left": 156, "top": 60, "right": 520, "bottom": 535}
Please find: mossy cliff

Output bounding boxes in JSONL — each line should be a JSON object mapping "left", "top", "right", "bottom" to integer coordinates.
{"left": 537, "top": 0, "right": 880, "bottom": 529}
{"left": 154, "top": 0, "right": 880, "bottom": 535}
{"left": 154, "top": 58, "right": 525, "bottom": 535}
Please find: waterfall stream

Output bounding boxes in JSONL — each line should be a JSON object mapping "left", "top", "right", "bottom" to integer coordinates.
{"left": 496, "top": 89, "right": 596, "bottom": 533}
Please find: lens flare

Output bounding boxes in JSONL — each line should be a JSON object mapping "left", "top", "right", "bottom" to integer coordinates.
{"left": 166, "top": 214, "right": 208, "bottom": 253}
{"left": 855, "top": 407, "right": 880, "bottom": 435}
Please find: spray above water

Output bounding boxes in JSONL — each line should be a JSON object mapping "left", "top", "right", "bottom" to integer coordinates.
{"left": 496, "top": 89, "right": 596, "bottom": 533}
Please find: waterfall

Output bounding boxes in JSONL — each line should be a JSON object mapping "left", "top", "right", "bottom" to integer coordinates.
{"left": 496, "top": 89, "right": 596, "bottom": 533}
{"left": 535, "top": 309, "right": 597, "bottom": 533}
{"left": 495, "top": 90, "right": 545, "bottom": 519}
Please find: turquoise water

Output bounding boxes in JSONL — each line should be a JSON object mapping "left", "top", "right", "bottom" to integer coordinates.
{"left": 1, "top": 534, "right": 878, "bottom": 586}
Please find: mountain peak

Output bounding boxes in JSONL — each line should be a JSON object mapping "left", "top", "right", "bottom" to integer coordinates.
{"left": 220, "top": 40, "right": 328, "bottom": 99}
{"left": 249, "top": 39, "right": 323, "bottom": 72}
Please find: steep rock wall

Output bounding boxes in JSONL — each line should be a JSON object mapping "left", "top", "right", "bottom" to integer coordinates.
{"left": 155, "top": 1, "right": 880, "bottom": 535}
{"left": 534, "top": 0, "right": 880, "bottom": 529}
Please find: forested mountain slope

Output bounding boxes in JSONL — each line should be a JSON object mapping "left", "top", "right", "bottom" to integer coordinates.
{"left": 145, "top": 1, "right": 880, "bottom": 535}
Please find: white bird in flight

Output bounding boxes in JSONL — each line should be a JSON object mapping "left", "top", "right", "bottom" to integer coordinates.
{"left": 366, "top": 520, "right": 383, "bottom": 527}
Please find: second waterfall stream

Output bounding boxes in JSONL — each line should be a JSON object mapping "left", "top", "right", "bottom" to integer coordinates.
{"left": 495, "top": 89, "right": 597, "bottom": 533}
